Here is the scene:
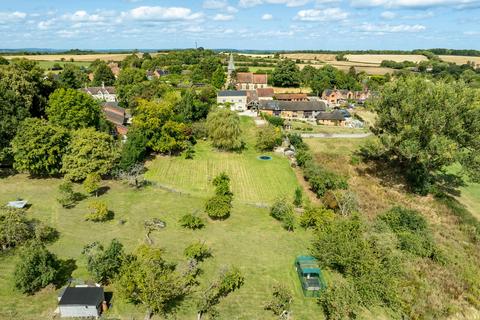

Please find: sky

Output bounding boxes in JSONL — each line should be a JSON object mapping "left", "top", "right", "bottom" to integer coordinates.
{"left": 0, "top": 0, "right": 479, "bottom": 50}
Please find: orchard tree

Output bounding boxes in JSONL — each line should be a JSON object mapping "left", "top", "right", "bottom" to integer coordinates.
{"left": 14, "top": 242, "right": 60, "bottom": 294}
{"left": 82, "top": 239, "right": 125, "bottom": 284}
{"left": 92, "top": 62, "right": 115, "bottom": 86}
{"left": 369, "top": 76, "right": 480, "bottom": 193}
{"left": 61, "top": 128, "right": 118, "bottom": 181}
{"left": 11, "top": 118, "right": 70, "bottom": 176}
{"left": 46, "top": 88, "right": 101, "bottom": 130}
{"left": 206, "top": 108, "right": 243, "bottom": 151}
{"left": 0, "top": 208, "right": 33, "bottom": 251}
{"left": 115, "top": 245, "right": 185, "bottom": 318}
{"left": 272, "top": 59, "right": 301, "bottom": 87}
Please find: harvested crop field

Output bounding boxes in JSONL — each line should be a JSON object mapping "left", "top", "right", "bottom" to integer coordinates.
{"left": 281, "top": 53, "right": 337, "bottom": 61}
{"left": 439, "top": 55, "right": 480, "bottom": 66}
{"left": 2, "top": 52, "right": 164, "bottom": 62}
{"left": 345, "top": 54, "right": 428, "bottom": 64}
{"left": 298, "top": 63, "right": 394, "bottom": 75}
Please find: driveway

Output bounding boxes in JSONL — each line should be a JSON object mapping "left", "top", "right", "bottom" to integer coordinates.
{"left": 300, "top": 132, "right": 372, "bottom": 139}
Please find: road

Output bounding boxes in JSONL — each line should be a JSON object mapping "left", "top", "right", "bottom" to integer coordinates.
{"left": 300, "top": 132, "right": 373, "bottom": 139}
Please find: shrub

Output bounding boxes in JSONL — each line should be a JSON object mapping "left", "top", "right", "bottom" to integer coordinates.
{"left": 179, "top": 213, "right": 205, "bottom": 229}
{"left": 295, "top": 149, "right": 312, "bottom": 168}
{"left": 57, "top": 180, "right": 77, "bottom": 208}
{"left": 270, "top": 198, "right": 295, "bottom": 231}
{"left": 219, "top": 267, "right": 244, "bottom": 294}
{"left": 293, "top": 187, "right": 303, "bottom": 207}
{"left": 83, "top": 173, "right": 101, "bottom": 196}
{"left": 34, "top": 223, "right": 59, "bottom": 243}
{"left": 184, "top": 241, "right": 212, "bottom": 261}
{"left": 264, "top": 284, "right": 293, "bottom": 316}
{"left": 256, "top": 125, "right": 282, "bottom": 151}
{"left": 82, "top": 239, "right": 125, "bottom": 284}
{"left": 299, "top": 206, "right": 335, "bottom": 229}
{"left": 304, "top": 163, "right": 348, "bottom": 197}
{"left": 85, "top": 201, "right": 111, "bottom": 222}
{"left": 205, "top": 195, "right": 231, "bottom": 220}
{"left": 318, "top": 276, "right": 361, "bottom": 320}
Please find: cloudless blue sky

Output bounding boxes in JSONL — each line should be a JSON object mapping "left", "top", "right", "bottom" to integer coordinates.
{"left": 0, "top": 0, "right": 479, "bottom": 50}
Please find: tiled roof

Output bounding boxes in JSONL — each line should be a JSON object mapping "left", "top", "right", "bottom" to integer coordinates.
{"left": 275, "top": 93, "right": 308, "bottom": 101}
{"left": 259, "top": 100, "right": 327, "bottom": 112}
{"left": 236, "top": 72, "right": 268, "bottom": 84}
{"left": 256, "top": 88, "right": 274, "bottom": 97}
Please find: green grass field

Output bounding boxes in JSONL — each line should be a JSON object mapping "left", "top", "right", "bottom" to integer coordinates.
{"left": 146, "top": 117, "right": 299, "bottom": 204}
{"left": 288, "top": 120, "right": 368, "bottom": 135}
{"left": 0, "top": 116, "right": 322, "bottom": 320}
{"left": 36, "top": 60, "right": 91, "bottom": 70}
{"left": 0, "top": 176, "right": 321, "bottom": 320}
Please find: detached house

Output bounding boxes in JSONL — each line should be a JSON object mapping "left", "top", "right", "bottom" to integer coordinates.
{"left": 217, "top": 90, "right": 248, "bottom": 111}
{"left": 322, "top": 89, "right": 372, "bottom": 105}
{"left": 81, "top": 84, "right": 117, "bottom": 102}
{"left": 235, "top": 72, "right": 268, "bottom": 90}
{"left": 258, "top": 100, "right": 327, "bottom": 120}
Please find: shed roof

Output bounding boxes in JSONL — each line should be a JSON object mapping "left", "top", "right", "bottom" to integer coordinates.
{"left": 59, "top": 287, "right": 104, "bottom": 306}
{"left": 256, "top": 87, "right": 274, "bottom": 98}
{"left": 218, "top": 90, "right": 247, "bottom": 97}
{"left": 275, "top": 93, "right": 308, "bottom": 101}
{"left": 316, "top": 110, "right": 346, "bottom": 121}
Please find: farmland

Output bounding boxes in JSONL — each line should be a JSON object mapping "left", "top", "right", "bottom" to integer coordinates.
{"left": 345, "top": 54, "right": 428, "bottom": 64}
{"left": 438, "top": 55, "right": 480, "bottom": 66}
{"left": 2, "top": 52, "right": 158, "bottom": 62}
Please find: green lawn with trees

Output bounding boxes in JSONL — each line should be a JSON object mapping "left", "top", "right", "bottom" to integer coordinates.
{"left": 146, "top": 117, "right": 299, "bottom": 204}
{"left": 0, "top": 175, "right": 320, "bottom": 320}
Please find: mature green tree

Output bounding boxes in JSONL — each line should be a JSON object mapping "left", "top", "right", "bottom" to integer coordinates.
{"left": 0, "top": 208, "right": 33, "bottom": 251}
{"left": 272, "top": 59, "right": 301, "bottom": 87}
{"left": 116, "top": 67, "right": 146, "bottom": 87}
{"left": 11, "top": 118, "right": 70, "bottom": 176}
{"left": 118, "top": 128, "right": 148, "bottom": 170}
{"left": 256, "top": 125, "right": 282, "bottom": 151}
{"left": 120, "top": 54, "right": 143, "bottom": 69}
{"left": 115, "top": 245, "right": 185, "bottom": 317}
{"left": 85, "top": 200, "right": 111, "bottom": 222}
{"left": 132, "top": 95, "right": 192, "bottom": 155}
{"left": 61, "top": 128, "right": 118, "bottom": 181}
{"left": 83, "top": 239, "right": 125, "bottom": 284}
{"left": 175, "top": 89, "right": 211, "bottom": 122}
{"left": 46, "top": 88, "right": 101, "bottom": 130}
{"left": 14, "top": 242, "right": 60, "bottom": 294}
{"left": 368, "top": 77, "right": 480, "bottom": 193}
{"left": 59, "top": 64, "right": 88, "bottom": 89}
{"left": 206, "top": 108, "right": 243, "bottom": 151}
{"left": 115, "top": 67, "right": 149, "bottom": 107}
{"left": 0, "top": 56, "right": 9, "bottom": 65}
{"left": 92, "top": 62, "right": 115, "bottom": 86}
{"left": 199, "top": 56, "right": 222, "bottom": 79}
{"left": 0, "top": 81, "right": 30, "bottom": 162}
{"left": 211, "top": 66, "right": 226, "bottom": 89}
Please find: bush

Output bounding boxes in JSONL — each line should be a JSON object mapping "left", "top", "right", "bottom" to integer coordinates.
{"left": 299, "top": 206, "right": 335, "bottom": 229}
{"left": 295, "top": 149, "right": 313, "bottom": 168}
{"left": 264, "top": 284, "right": 293, "bottom": 316}
{"left": 179, "top": 213, "right": 205, "bottom": 229}
{"left": 318, "top": 276, "right": 361, "bottom": 320}
{"left": 184, "top": 241, "right": 212, "bottom": 261}
{"left": 34, "top": 223, "right": 59, "bottom": 243}
{"left": 83, "top": 173, "right": 101, "bottom": 196}
{"left": 57, "top": 180, "right": 78, "bottom": 208}
{"left": 256, "top": 125, "right": 282, "bottom": 151}
{"left": 205, "top": 195, "right": 231, "bottom": 220}
{"left": 85, "top": 201, "right": 111, "bottom": 222}
{"left": 293, "top": 187, "right": 303, "bottom": 207}
{"left": 270, "top": 198, "right": 295, "bottom": 231}
{"left": 304, "top": 163, "right": 348, "bottom": 197}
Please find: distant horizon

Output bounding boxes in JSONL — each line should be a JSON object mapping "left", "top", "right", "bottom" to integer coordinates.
{"left": 1, "top": 0, "right": 480, "bottom": 50}
{"left": 1, "top": 47, "right": 480, "bottom": 53}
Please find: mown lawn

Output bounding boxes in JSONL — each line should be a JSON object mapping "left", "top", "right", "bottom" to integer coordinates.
{"left": 146, "top": 117, "right": 299, "bottom": 205}
{"left": 36, "top": 60, "right": 91, "bottom": 70}
{"left": 0, "top": 174, "right": 322, "bottom": 320}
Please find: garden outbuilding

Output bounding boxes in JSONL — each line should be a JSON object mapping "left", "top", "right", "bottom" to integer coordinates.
{"left": 295, "top": 256, "right": 326, "bottom": 297}
{"left": 58, "top": 286, "right": 105, "bottom": 318}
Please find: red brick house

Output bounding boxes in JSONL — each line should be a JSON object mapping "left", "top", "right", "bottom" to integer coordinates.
{"left": 235, "top": 72, "right": 268, "bottom": 90}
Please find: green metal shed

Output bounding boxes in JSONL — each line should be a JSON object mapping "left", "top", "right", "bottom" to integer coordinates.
{"left": 295, "top": 256, "right": 326, "bottom": 297}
